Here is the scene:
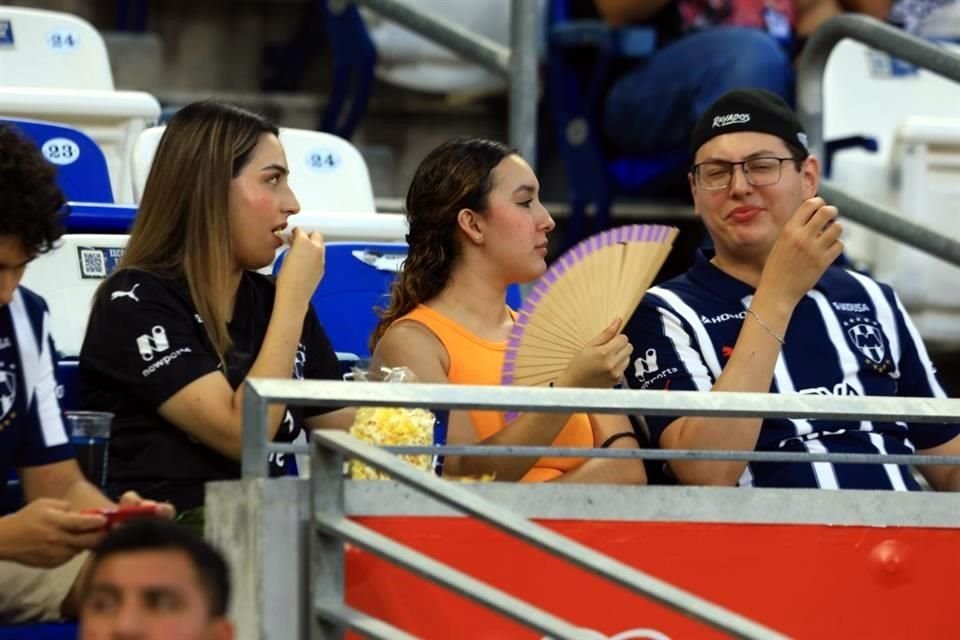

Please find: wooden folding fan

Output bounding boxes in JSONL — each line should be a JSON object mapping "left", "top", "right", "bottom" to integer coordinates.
{"left": 502, "top": 224, "right": 678, "bottom": 389}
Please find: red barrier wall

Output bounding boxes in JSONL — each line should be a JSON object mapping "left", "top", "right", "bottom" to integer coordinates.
{"left": 345, "top": 517, "right": 956, "bottom": 639}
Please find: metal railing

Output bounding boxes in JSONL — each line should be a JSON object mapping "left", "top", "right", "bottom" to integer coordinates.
{"left": 241, "top": 378, "right": 960, "bottom": 638}
{"left": 346, "top": 0, "right": 539, "bottom": 166}
{"left": 310, "top": 429, "right": 787, "bottom": 640}
{"left": 241, "top": 378, "right": 960, "bottom": 478}
{"left": 797, "top": 14, "right": 960, "bottom": 268}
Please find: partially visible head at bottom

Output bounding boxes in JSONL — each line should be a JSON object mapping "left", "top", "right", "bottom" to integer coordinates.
{"left": 79, "top": 518, "right": 233, "bottom": 640}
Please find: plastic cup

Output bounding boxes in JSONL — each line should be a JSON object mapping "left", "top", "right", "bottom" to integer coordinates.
{"left": 66, "top": 411, "right": 113, "bottom": 487}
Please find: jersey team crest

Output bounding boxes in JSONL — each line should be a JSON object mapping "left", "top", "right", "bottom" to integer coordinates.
{"left": 843, "top": 317, "right": 886, "bottom": 364}
{"left": 0, "top": 365, "right": 15, "bottom": 422}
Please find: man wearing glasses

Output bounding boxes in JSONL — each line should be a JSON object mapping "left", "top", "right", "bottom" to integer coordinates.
{"left": 624, "top": 88, "right": 960, "bottom": 490}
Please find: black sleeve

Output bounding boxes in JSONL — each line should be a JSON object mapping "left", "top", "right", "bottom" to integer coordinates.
{"left": 300, "top": 307, "right": 344, "bottom": 417}
{"left": 80, "top": 271, "right": 220, "bottom": 410}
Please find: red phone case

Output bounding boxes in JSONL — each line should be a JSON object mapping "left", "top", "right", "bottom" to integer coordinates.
{"left": 83, "top": 505, "right": 159, "bottom": 527}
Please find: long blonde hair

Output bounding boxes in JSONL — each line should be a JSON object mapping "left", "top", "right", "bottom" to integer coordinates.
{"left": 117, "top": 100, "right": 278, "bottom": 362}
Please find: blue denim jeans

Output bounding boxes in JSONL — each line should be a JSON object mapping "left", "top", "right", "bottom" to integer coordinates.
{"left": 603, "top": 27, "right": 794, "bottom": 155}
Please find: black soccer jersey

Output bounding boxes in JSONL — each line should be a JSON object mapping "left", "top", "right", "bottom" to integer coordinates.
{"left": 79, "top": 269, "right": 341, "bottom": 509}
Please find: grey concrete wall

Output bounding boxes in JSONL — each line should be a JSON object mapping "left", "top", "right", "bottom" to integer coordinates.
{"left": 206, "top": 478, "right": 311, "bottom": 640}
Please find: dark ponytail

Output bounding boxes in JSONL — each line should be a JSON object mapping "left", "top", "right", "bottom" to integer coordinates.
{"left": 371, "top": 137, "right": 516, "bottom": 350}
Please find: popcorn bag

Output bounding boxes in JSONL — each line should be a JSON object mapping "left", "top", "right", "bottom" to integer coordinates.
{"left": 346, "top": 366, "right": 438, "bottom": 480}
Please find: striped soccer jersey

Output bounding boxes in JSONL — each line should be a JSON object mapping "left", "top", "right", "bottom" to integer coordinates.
{"left": 0, "top": 287, "right": 73, "bottom": 477}
{"left": 624, "top": 251, "right": 960, "bottom": 490}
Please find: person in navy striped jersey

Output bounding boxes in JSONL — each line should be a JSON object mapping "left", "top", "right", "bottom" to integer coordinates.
{"left": 0, "top": 124, "right": 173, "bottom": 623}
{"left": 624, "top": 89, "right": 960, "bottom": 490}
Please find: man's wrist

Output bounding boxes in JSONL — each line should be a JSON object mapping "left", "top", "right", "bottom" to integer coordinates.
{"left": 750, "top": 286, "right": 796, "bottom": 326}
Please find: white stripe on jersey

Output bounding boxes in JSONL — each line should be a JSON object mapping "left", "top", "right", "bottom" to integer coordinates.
{"left": 845, "top": 270, "right": 902, "bottom": 378}
{"left": 893, "top": 292, "right": 948, "bottom": 399}
{"left": 807, "top": 290, "right": 866, "bottom": 395}
{"left": 649, "top": 287, "right": 723, "bottom": 380}
{"left": 867, "top": 432, "right": 909, "bottom": 491}
{"left": 650, "top": 289, "right": 753, "bottom": 485}
{"left": 744, "top": 293, "right": 839, "bottom": 488}
{"left": 656, "top": 307, "right": 712, "bottom": 391}
{"left": 9, "top": 290, "right": 68, "bottom": 447}
{"left": 803, "top": 437, "right": 840, "bottom": 490}
{"left": 807, "top": 290, "right": 872, "bottom": 437}
{"left": 803, "top": 291, "right": 905, "bottom": 490}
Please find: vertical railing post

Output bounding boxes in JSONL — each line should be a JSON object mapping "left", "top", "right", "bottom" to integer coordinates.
{"left": 509, "top": 0, "right": 539, "bottom": 167}
{"left": 241, "top": 380, "right": 271, "bottom": 478}
{"left": 310, "top": 433, "right": 347, "bottom": 640}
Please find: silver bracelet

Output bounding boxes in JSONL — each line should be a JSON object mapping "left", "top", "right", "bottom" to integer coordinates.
{"left": 746, "top": 307, "right": 785, "bottom": 345}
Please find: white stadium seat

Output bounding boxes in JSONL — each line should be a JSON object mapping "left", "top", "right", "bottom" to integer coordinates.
{"left": 279, "top": 127, "right": 376, "bottom": 214}
{"left": 129, "top": 124, "right": 165, "bottom": 203}
{"left": 132, "top": 125, "right": 377, "bottom": 214}
{"left": 132, "top": 124, "right": 402, "bottom": 257}
{"left": 20, "top": 234, "right": 130, "bottom": 357}
{"left": 823, "top": 39, "right": 960, "bottom": 344}
{"left": 0, "top": 6, "right": 160, "bottom": 203}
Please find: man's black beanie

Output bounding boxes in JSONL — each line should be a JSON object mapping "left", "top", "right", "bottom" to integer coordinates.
{"left": 690, "top": 89, "right": 809, "bottom": 160}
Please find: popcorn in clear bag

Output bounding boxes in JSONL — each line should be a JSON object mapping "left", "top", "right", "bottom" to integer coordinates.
{"left": 347, "top": 366, "right": 436, "bottom": 480}
{"left": 345, "top": 366, "right": 496, "bottom": 482}
{"left": 348, "top": 406, "right": 435, "bottom": 479}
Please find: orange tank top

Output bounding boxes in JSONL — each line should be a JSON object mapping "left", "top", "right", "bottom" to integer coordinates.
{"left": 395, "top": 304, "right": 593, "bottom": 482}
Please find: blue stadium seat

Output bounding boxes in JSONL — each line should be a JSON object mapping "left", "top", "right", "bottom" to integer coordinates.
{"left": 274, "top": 242, "right": 407, "bottom": 359}
{"left": 0, "top": 117, "right": 114, "bottom": 204}
{"left": 62, "top": 202, "right": 137, "bottom": 234}
{"left": 274, "top": 242, "right": 522, "bottom": 359}
{"left": 56, "top": 358, "right": 81, "bottom": 412}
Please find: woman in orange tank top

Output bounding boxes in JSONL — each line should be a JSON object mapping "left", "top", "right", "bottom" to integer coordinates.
{"left": 369, "top": 138, "right": 646, "bottom": 484}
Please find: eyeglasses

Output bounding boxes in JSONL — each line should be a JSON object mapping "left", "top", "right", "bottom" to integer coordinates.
{"left": 692, "top": 156, "right": 796, "bottom": 191}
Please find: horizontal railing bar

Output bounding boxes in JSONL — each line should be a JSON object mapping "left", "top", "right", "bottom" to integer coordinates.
{"left": 267, "top": 442, "right": 960, "bottom": 466}
{"left": 318, "top": 516, "right": 597, "bottom": 640}
{"left": 313, "top": 431, "right": 788, "bottom": 639}
{"left": 314, "top": 602, "right": 418, "bottom": 640}
{"left": 352, "top": 0, "right": 510, "bottom": 74}
{"left": 248, "top": 379, "right": 960, "bottom": 422}
{"left": 379, "top": 446, "right": 960, "bottom": 466}
{"left": 820, "top": 183, "right": 960, "bottom": 268}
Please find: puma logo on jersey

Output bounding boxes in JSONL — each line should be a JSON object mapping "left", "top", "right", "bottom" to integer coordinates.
{"left": 110, "top": 283, "right": 140, "bottom": 302}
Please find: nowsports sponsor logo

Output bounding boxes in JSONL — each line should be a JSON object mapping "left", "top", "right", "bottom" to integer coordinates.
{"left": 712, "top": 113, "right": 750, "bottom": 128}
{"left": 141, "top": 347, "right": 192, "bottom": 378}
{"left": 136, "top": 325, "right": 169, "bottom": 361}
{"left": 633, "top": 348, "right": 659, "bottom": 381}
{"left": 638, "top": 367, "right": 678, "bottom": 390}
